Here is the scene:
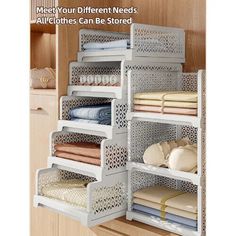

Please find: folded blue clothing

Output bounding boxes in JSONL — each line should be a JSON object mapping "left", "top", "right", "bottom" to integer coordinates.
{"left": 83, "top": 39, "right": 130, "bottom": 50}
{"left": 133, "top": 204, "right": 197, "bottom": 229}
{"left": 70, "top": 104, "right": 111, "bottom": 121}
{"left": 71, "top": 118, "right": 111, "bottom": 125}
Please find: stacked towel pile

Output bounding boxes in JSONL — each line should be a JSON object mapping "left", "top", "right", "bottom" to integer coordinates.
{"left": 55, "top": 142, "right": 101, "bottom": 166}
{"left": 133, "top": 185, "right": 197, "bottom": 230}
{"left": 134, "top": 91, "right": 198, "bottom": 116}
{"left": 79, "top": 74, "right": 120, "bottom": 86}
{"left": 70, "top": 104, "right": 111, "bottom": 125}
{"left": 83, "top": 39, "right": 130, "bottom": 51}
{"left": 42, "top": 179, "right": 90, "bottom": 208}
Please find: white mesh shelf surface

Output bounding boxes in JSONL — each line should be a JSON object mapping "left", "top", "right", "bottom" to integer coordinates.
{"left": 34, "top": 168, "right": 128, "bottom": 227}
{"left": 78, "top": 23, "right": 185, "bottom": 63}
{"left": 48, "top": 131, "right": 128, "bottom": 180}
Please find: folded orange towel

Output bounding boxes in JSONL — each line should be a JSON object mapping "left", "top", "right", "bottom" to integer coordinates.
{"left": 55, "top": 151, "right": 101, "bottom": 166}
{"left": 55, "top": 142, "right": 100, "bottom": 159}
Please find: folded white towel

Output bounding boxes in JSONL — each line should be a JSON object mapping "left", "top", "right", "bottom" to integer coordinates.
{"left": 83, "top": 39, "right": 130, "bottom": 50}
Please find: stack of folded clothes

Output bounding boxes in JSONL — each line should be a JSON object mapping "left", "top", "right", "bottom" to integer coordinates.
{"left": 134, "top": 91, "right": 198, "bottom": 116}
{"left": 69, "top": 104, "right": 111, "bottom": 125}
{"left": 83, "top": 39, "right": 130, "bottom": 51}
{"left": 41, "top": 179, "right": 90, "bottom": 208}
{"left": 133, "top": 185, "right": 197, "bottom": 230}
{"left": 54, "top": 142, "right": 101, "bottom": 166}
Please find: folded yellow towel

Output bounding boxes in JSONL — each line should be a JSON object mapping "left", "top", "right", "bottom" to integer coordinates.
{"left": 133, "top": 185, "right": 197, "bottom": 213}
{"left": 134, "top": 91, "right": 198, "bottom": 102}
{"left": 134, "top": 99, "right": 198, "bottom": 109}
{"left": 133, "top": 197, "right": 197, "bottom": 220}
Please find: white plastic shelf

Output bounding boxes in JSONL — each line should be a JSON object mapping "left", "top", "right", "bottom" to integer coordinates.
{"left": 126, "top": 211, "right": 200, "bottom": 236}
{"left": 126, "top": 162, "right": 201, "bottom": 185}
{"left": 49, "top": 131, "right": 128, "bottom": 180}
{"left": 127, "top": 112, "right": 201, "bottom": 128}
{"left": 34, "top": 168, "right": 128, "bottom": 227}
{"left": 78, "top": 23, "right": 185, "bottom": 63}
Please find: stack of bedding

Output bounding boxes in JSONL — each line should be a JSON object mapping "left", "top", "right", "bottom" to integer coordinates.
{"left": 55, "top": 142, "right": 101, "bottom": 166}
{"left": 132, "top": 185, "right": 197, "bottom": 230}
{"left": 41, "top": 179, "right": 90, "bottom": 208}
{"left": 69, "top": 104, "right": 111, "bottom": 125}
{"left": 134, "top": 91, "right": 198, "bottom": 116}
{"left": 83, "top": 39, "right": 130, "bottom": 51}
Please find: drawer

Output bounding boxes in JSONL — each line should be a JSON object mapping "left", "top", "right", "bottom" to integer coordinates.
{"left": 30, "top": 94, "right": 57, "bottom": 115}
{"left": 34, "top": 167, "right": 127, "bottom": 227}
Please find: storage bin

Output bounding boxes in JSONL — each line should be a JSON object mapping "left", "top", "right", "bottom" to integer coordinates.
{"left": 34, "top": 168, "right": 128, "bottom": 227}
{"left": 127, "top": 120, "right": 202, "bottom": 184}
{"left": 58, "top": 96, "right": 128, "bottom": 138}
{"left": 48, "top": 131, "right": 128, "bottom": 180}
{"left": 127, "top": 70, "right": 205, "bottom": 128}
{"left": 68, "top": 61, "right": 182, "bottom": 99}
{"left": 126, "top": 170, "right": 204, "bottom": 236}
{"left": 78, "top": 23, "right": 185, "bottom": 63}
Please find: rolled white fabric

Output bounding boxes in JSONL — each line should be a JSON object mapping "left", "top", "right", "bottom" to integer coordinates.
{"left": 86, "top": 75, "right": 94, "bottom": 84}
{"left": 94, "top": 75, "right": 102, "bottom": 85}
{"left": 102, "top": 75, "right": 110, "bottom": 85}
{"left": 110, "top": 75, "right": 119, "bottom": 85}
{"left": 168, "top": 144, "right": 197, "bottom": 172}
{"left": 79, "top": 75, "right": 87, "bottom": 85}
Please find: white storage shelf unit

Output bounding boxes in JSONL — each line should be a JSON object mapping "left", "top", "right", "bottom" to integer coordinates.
{"left": 34, "top": 168, "right": 127, "bottom": 227}
{"left": 127, "top": 120, "right": 202, "bottom": 185}
{"left": 126, "top": 171, "right": 203, "bottom": 236}
{"left": 58, "top": 96, "right": 128, "bottom": 138}
{"left": 78, "top": 23, "right": 185, "bottom": 63}
{"left": 69, "top": 61, "right": 182, "bottom": 99}
{"left": 48, "top": 131, "right": 128, "bottom": 180}
{"left": 127, "top": 70, "right": 205, "bottom": 128}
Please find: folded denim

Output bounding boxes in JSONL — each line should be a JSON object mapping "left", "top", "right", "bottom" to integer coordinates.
{"left": 69, "top": 104, "right": 111, "bottom": 121}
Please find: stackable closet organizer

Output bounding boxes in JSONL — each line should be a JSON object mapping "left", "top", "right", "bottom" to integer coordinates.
{"left": 33, "top": 23, "right": 205, "bottom": 235}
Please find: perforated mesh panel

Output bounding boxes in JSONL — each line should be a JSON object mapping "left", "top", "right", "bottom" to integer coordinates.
{"left": 131, "top": 24, "right": 184, "bottom": 58}
{"left": 92, "top": 182, "right": 127, "bottom": 215}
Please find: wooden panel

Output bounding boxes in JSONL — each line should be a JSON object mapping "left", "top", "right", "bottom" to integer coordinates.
{"left": 31, "top": 32, "right": 56, "bottom": 69}
{"left": 30, "top": 94, "right": 58, "bottom": 236}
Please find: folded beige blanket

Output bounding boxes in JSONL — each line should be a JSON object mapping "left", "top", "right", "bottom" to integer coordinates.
{"left": 134, "top": 91, "right": 198, "bottom": 102}
{"left": 55, "top": 142, "right": 100, "bottom": 159}
{"left": 134, "top": 99, "right": 198, "bottom": 109}
{"left": 133, "top": 197, "right": 197, "bottom": 220}
{"left": 134, "top": 105, "right": 197, "bottom": 116}
{"left": 42, "top": 179, "right": 90, "bottom": 208}
{"left": 133, "top": 185, "right": 197, "bottom": 213}
{"left": 55, "top": 151, "right": 101, "bottom": 166}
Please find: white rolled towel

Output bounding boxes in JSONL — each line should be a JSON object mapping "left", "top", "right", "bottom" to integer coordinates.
{"left": 94, "top": 75, "right": 102, "bottom": 85}
{"left": 110, "top": 75, "right": 119, "bottom": 85}
{"left": 102, "top": 75, "right": 110, "bottom": 85}
{"left": 86, "top": 75, "right": 94, "bottom": 84}
{"left": 79, "top": 75, "right": 87, "bottom": 85}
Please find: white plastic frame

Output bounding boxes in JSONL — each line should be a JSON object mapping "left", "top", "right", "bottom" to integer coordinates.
{"left": 34, "top": 168, "right": 128, "bottom": 227}
{"left": 78, "top": 23, "right": 185, "bottom": 63}
{"left": 48, "top": 131, "right": 128, "bottom": 180}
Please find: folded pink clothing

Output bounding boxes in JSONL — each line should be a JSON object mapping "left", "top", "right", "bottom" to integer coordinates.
{"left": 55, "top": 142, "right": 100, "bottom": 159}
{"left": 134, "top": 105, "right": 197, "bottom": 116}
{"left": 55, "top": 151, "right": 101, "bottom": 166}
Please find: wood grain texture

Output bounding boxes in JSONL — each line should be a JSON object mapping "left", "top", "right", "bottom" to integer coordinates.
{"left": 30, "top": 94, "right": 58, "bottom": 236}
